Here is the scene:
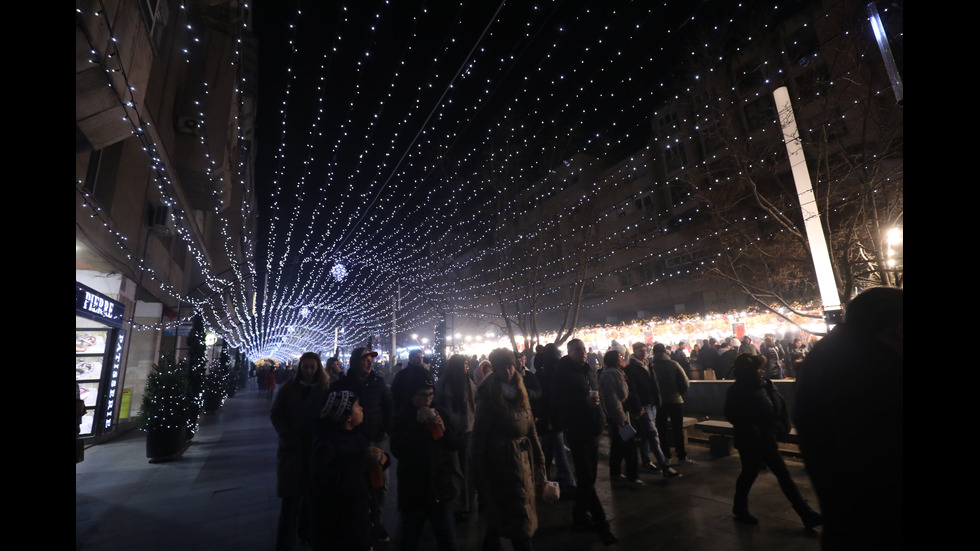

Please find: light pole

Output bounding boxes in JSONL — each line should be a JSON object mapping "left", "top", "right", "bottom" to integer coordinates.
{"left": 773, "top": 86, "right": 843, "bottom": 329}
{"left": 884, "top": 227, "right": 903, "bottom": 286}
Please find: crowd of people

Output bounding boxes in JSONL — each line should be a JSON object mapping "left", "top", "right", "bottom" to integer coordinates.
{"left": 266, "top": 287, "right": 902, "bottom": 551}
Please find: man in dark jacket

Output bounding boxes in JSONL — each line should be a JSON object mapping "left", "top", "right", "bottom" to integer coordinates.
{"left": 332, "top": 347, "right": 394, "bottom": 544}
{"left": 389, "top": 372, "right": 460, "bottom": 551}
{"left": 625, "top": 343, "right": 681, "bottom": 478}
{"left": 391, "top": 349, "right": 429, "bottom": 413}
{"left": 697, "top": 337, "right": 720, "bottom": 377}
{"left": 551, "top": 338, "right": 616, "bottom": 546}
{"left": 793, "top": 288, "right": 903, "bottom": 550}
{"left": 672, "top": 341, "right": 692, "bottom": 376}
{"left": 650, "top": 343, "right": 694, "bottom": 466}
{"left": 719, "top": 340, "right": 739, "bottom": 378}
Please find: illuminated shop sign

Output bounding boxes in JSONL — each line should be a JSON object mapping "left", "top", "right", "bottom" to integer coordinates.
{"left": 76, "top": 282, "right": 124, "bottom": 327}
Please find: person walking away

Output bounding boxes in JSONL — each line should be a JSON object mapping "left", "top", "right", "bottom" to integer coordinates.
{"left": 624, "top": 343, "right": 681, "bottom": 478}
{"left": 649, "top": 343, "right": 694, "bottom": 466}
{"left": 390, "top": 372, "right": 461, "bottom": 551}
{"left": 793, "top": 287, "right": 903, "bottom": 550}
{"left": 672, "top": 341, "right": 692, "bottom": 377}
{"left": 255, "top": 366, "right": 265, "bottom": 393}
{"left": 472, "top": 348, "right": 545, "bottom": 551}
{"left": 270, "top": 352, "right": 331, "bottom": 550}
{"left": 719, "top": 340, "right": 739, "bottom": 379}
{"left": 724, "top": 354, "right": 822, "bottom": 529}
{"left": 551, "top": 339, "right": 617, "bottom": 546}
{"left": 698, "top": 338, "right": 720, "bottom": 379}
{"left": 532, "top": 343, "right": 577, "bottom": 498}
{"left": 266, "top": 367, "right": 277, "bottom": 402}
{"left": 310, "top": 390, "right": 388, "bottom": 551}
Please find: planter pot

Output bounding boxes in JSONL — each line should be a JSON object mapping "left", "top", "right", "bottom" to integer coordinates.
{"left": 145, "top": 426, "right": 186, "bottom": 462}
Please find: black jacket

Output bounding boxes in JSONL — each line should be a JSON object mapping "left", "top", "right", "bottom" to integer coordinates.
{"left": 390, "top": 403, "right": 461, "bottom": 511}
{"left": 310, "top": 426, "right": 376, "bottom": 550}
{"left": 331, "top": 369, "right": 393, "bottom": 442}
{"left": 550, "top": 356, "right": 604, "bottom": 436}
{"left": 724, "top": 377, "right": 779, "bottom": 450}
{"left": 624, "top": 357, "right": 661, "bottom": 409}
{"left": 391, "top": 364, "right": 430, "bottom": 413}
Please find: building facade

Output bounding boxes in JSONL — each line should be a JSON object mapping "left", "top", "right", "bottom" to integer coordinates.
{"left": 76, "top": 0, "right": 258, "bottom": 438}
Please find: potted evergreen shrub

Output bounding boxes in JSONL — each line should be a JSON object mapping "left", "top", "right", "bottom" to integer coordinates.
{"left": 219, "top": 341, "right": 238, "bottom": 398}
{"left": 138, "top": 356, "right": 189, "bottom": 462}
{"left": 203, "top": 358, "right": 228, "bottom": 414}
{"left": 185, "top": 315, "right": 208, "bottom": 438}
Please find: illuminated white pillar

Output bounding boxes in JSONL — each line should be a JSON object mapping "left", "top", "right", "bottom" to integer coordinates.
{"left": 773, "top": 86, "right": 842, "bottom": 318}
{"left": 867, "top": 3, "right": 903, "bottom": 106}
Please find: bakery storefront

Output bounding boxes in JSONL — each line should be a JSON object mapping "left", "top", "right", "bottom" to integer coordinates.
{"left": 75, "top": 282, "right": 126, "bottom": 437}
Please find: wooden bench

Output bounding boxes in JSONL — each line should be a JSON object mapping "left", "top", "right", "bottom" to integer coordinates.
{"left": 694, "top": 420, "right": 799, "bottom": 456}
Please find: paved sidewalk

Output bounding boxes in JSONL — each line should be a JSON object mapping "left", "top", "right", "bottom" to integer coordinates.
{"left": 76, "top": 383, "right": 824, "bottom": 551}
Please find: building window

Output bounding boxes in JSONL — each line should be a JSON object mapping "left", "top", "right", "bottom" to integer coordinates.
{"left": 138, "top": 0, "right": 170, "bottom": 54}
{"left": 83, "top": 150, "right": 103, "bottom": 194}
{"left": 698, "top": 118, "right": 725, "bottom": 155}
{"left": 743, "top": 95, "right": 775, "bottom": 130}
{"left": 665, "top": 249, "right": 705, "bottom": 269}
{"left": 658, "top": 110, "right": 679, "bottom": 139}
{"left": 736, "top": 60, "right": 765, "bottom": 95}
{"left": 784, "top": 23, "right": 820, "bottom": 65}
{"left": 665, "top": 141, "right": 686, "bottom": 172}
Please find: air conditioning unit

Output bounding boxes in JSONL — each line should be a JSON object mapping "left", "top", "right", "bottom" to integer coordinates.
{"left": 176, "top": 115, "right": 201, "bottom": 135}
{"left": 149, "top": 204, "right": 173, "bottom": 236}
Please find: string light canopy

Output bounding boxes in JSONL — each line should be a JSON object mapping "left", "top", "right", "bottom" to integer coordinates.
{"left": 78, "top": 0, "right": 902, "bottom": 362}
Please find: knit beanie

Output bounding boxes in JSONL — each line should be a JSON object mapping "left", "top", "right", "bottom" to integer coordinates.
{"left": 321, "top": 390, "right": 356, "bottom": 423}
{"left": 407, "top": 371, "right": 436, "bottom": 397}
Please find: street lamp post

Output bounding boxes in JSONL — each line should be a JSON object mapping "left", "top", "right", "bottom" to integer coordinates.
{"left": 773, "top": 86, "right": 843, "bottom": 329}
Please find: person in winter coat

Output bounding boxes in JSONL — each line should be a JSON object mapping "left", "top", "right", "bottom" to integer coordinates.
{"left": 434, "top": 354, "right": 477, "bottom": 522}
{"left": 624, "top": 343, "right": 681, "bottom": 478}
{"left": 787, "top": 337, "right": 807, "bottom": 378}
{"left": 270, "top": 352, "right": 331, "bottom": 550}
{"left": 649, "top": 343, "right": 694, "bottom": 465}
{"left": 331, "top": 347, "right": 394, "bottom": 544}
{"left": 550, "top": 339, "right": 617, "bottom": 546}
{"left": 472, "top": 348, "right": 545, "bottom": 551}
{"left": 310, "top": 390, "right": 389, "bottom": 551}
{"left": 793, "top": 287, "right": 903, "bottom": 550}
{"left": 598, "top": 349, "right": 642, "bottom": 486}
{"left": 473, "top": 359, "right": 492, "bottom": 387}
{"left": 325, "top": 356, "right": 344, "bottom": 384}
{"left": 532, "top": 343, "right": 577, "bottom": 495}
{"left": 266, "top": 367, "right": 278, "bottom": 401}
{"left": 738, "top": 336, "right": 760, "bottom": 356}
{"left": 724, "top": 354, "right": 822, "bottom": 529}
{"left": 760, "top": 336, "right": 786, "bottom": 379}
{"left": 391, "top": 372, "right": 461, "bottom": 551}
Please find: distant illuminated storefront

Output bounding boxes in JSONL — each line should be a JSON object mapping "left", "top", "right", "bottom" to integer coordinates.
{"left": 75, "top": 282, "right": 126, "bottom": 437}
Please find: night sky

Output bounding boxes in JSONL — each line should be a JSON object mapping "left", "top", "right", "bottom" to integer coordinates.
{"left": 251, "top": 0, "right": 711, "bottom": 256}
{"left": 240, "top": 0, "right": 824, "bottom": 358}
